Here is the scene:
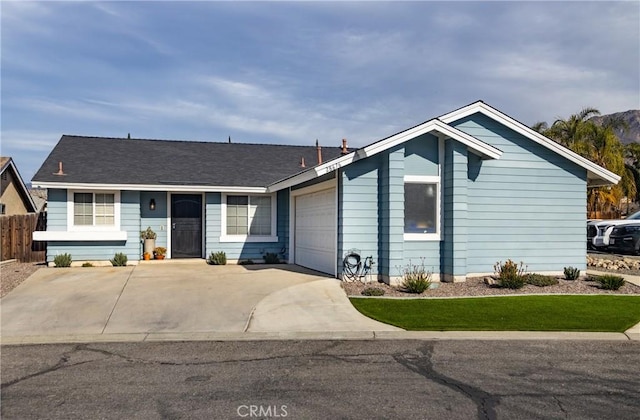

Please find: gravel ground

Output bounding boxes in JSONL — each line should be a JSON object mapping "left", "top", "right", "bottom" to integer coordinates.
{"left": 0, "top": 261, "right": 44, "bottom": 298}
{"left": 342, "top": 276, "right": 640, "bottom": 298}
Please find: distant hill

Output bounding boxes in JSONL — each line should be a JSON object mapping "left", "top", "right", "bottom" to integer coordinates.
{"left": 590, "top": 110, "right": 640, "bottom": 144}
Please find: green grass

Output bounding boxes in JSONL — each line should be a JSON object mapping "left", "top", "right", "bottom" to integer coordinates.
{"left": 350, "top": 295, "right": 640, "bottom": 332}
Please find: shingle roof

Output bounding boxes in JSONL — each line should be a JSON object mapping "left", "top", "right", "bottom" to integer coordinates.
{"left": 32, "top": 136, "right": 347, "bottom": 187}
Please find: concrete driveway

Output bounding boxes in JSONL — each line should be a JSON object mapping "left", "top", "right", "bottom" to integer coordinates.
{"left": 1, "top": 262, "right": 398, "bottom": 342}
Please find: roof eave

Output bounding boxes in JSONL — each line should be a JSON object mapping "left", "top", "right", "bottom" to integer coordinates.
{"left": 267, "top": 119, "right": 502, "bottom": 192}
{"left": 31, "top": 181, "right": 269, "bottom": 194}
{"left": 440, "top": 101, "right": 621, "bottom": 186}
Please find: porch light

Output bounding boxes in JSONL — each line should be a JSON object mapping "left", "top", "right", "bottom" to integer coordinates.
{"left": 149, "top": 199, "right": 156, "bottom": 211}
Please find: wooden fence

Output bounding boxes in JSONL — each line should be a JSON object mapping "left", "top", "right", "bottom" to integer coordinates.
{"left": 0, "top": 213, "right": 47, "bottom": 262}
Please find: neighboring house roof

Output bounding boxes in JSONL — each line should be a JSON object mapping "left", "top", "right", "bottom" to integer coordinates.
{"left": 32, "top": 136, "right": 347, "bottom": 191}
{"left": 29, "top": 188, "right": 48, "bottom": 212}
{"left": 1, "top": 156, "right": 38, "bottom": 213}
{"left": 270, "top": 100, "right": 620, "bottom": 191}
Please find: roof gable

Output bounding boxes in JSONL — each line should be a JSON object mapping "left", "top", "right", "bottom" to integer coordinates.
{"left": 439, "top": 101, "right": 621, "bottom": 186}
{"left": 269, "top": 114, "right": 502, "bottom": 191}
{"left": 1, "top": 157, "right": 38, "bottom": 212}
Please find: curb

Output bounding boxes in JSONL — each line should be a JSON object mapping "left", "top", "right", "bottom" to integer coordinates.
{"left": 1, "top": 330, "right": 632, "bottom": 346}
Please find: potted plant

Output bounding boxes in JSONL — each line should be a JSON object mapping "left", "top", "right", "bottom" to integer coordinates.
{"left": 140, "top": 227, "right": 157, "bottom": 256}
{"left": 154, "top": 246, "right": 166, "bottom": 260}
{"left": 143, "top": 252, "right": 151, "bottom": 261}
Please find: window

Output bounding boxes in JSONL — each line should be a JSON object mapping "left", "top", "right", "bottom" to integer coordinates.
{"left": 404, "top": 176, "right": 440, "bottom": 240}
{"left": 72, "top": 192, "right": 116, "bottom": 226}
{"left": 226, "top": 195, "right": 272, "bottom": 236}
{"left": 404, "top": 183, "right": 437, "bottom": 234}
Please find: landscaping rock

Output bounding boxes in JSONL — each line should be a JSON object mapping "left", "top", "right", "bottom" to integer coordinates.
{"left": 484, "top": 277, "right": 496, "bottom": 286}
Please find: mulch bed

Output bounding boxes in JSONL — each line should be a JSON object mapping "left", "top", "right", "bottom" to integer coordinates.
{"left": 342, "top": 276, "right": 640, "bottom": 298}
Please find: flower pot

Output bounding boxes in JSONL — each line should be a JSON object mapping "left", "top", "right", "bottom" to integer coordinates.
{"left": 143, "top": 253, "right": 151, "bottom": 261}
{"left": 155, "top": 255, "right": 165, "bottom": 260}
{"left": 144, "top": 238, "right": 156, "bottom": 256}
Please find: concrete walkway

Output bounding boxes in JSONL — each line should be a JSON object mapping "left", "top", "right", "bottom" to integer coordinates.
{"left": 1, "top": 265, "right": 638, "bottom": 345}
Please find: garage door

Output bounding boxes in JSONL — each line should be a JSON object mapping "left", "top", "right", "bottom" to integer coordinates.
{"left": 295, "top": 187, "right": 336, "bottom": 275}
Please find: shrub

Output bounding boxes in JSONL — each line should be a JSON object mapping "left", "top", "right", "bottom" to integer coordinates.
{"left": 593, "top": 274, "right": 625, "bottom": 290}
{"left": 110, "top": 253, "right": 128, "bottom": 266}
{"left": 398, "top": 260, "right": 432, "bottom": 294}
{"left": 263, "top": 252, "right": 280, "bottom": 264}
{"left": 361, "top": 287, "right": 385, "bottom": 296}
{"left": 53, "top": 253, "right": 72, "bottom": 268}
{"left": 564, "top": 266, "right": 580, "bottom": 280}
{"left": 494, "top": 259, "right": 526, "bottom": 289}
{"left": 524, "top": 273, "right": 559, "bottom": 287}
{"left": 207, "top": 251, "right": 227, "bottom": 265}
{"left": 82, "top": 262, "right": 93, "bottom": 267}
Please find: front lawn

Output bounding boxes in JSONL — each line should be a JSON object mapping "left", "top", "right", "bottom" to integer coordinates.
{"left": 350, "top": 295, "right": 640, "bottom": 332}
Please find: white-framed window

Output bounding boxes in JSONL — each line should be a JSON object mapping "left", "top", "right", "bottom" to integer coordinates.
{"left": 67, "top": 190, "right": 121, "bottom": 231}
{"left": 221, "top": 193, "right": 278, "bottom": 242}
{"left": 404, "top": 175, "right": 440, "bottom": 241}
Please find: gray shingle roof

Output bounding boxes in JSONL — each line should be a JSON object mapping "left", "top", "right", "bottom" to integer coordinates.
{"left": 33, "top": 136, "right": 347, "bottom": 187}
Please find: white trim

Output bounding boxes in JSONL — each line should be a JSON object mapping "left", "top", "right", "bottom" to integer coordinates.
{"left": 67, "top": 190, "right": 121, "bottom": 231}
{"left": 289, "top": 178, "right": 338, "bottom": 277}
{"left": 290, "top": 178, "right": 338, "bottom": 197}
{"left": 364, "top": 119, "right": 502, "bottom": 161}
{"left": 32, "top": 181, "right": 267, "bottom": 193}
{"left": 220, "top": 192, "right": 277, "bottom": 241}
{"left": 268, "top": 119, "right": 501, "bottom": 192}
{"left": 220, "top": 235, "right": 278, "bottom": 243}
{"left": 439, "top": 101, "right": 621, "bottom": 186}
{"left": 403, "top": 175, "right": 441, "bottom": 241}
{"left": 33, "top": 230, "right": 127, "bottom": 241}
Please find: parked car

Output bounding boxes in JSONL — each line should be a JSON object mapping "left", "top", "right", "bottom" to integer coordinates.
{"left": 588, "top": 210, "right": 640, "bottom": 250}
{"left": 608, "top": 223, "right": 640, "bottom": 254}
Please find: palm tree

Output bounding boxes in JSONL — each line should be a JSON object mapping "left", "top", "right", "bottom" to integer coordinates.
{"left": 547, "top": 107, "right": 601, "bottom": 148}
{"left": 540, "top": 108, "right": 633, "bottom": 215}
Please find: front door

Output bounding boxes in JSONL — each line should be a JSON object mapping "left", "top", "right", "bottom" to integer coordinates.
{"left": 171, "top": 194, "right": 202, "bottom": 258}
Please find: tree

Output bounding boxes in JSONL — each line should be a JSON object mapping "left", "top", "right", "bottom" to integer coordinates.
{"left": 536, "top": 108, "right": 633, "bottom": 215}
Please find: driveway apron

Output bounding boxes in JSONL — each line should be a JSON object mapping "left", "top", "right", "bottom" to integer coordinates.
{"left": 103, "top": 264, "right": 318, "bottom": 333}
{"left": 1, "top": 267, "right": 132, "bottom": 336}
{"left": 1, "top": 263, "right": 340, "bottom": 338}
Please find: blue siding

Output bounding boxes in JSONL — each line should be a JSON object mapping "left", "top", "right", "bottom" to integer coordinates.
{"left": 379, "top": 146, "right": 405, "bottom": 278}
{"left": 452, "top": 113, "right": 588, "bottom": 273}
{"left": 46, "top": 189, "right": 67, "bottom": 231}
{"left": 140, "top": 192, "right": 168, "bottom": 249}
{"left": 404, "top": 133, "right": 439, "bottom": 176}
{"left": 205, "top": 191, "right": 289, "bottom": 261}
{"left": 121, "top": 191, "right": 141, "bottom": 260}
{"left": 47, "top": 190, "right": 140, "bottom": 262}
{"left": 442, "top": 141, "right": 468, "bottom": 278}
{"left": 339, "top": 156, "right": 380, "bottom": 276}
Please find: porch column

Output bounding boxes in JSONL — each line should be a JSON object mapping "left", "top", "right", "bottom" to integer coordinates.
{"left": 443, "top": 140, "right": 468, "bottom": 282}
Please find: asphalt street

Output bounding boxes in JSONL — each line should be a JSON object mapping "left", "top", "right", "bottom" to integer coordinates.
{"left": 2, "top": 340, "right": 638, "bottom": 419}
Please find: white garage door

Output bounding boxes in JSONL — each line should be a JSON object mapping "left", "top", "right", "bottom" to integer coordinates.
{"left": 295, "top": 187, "right": 336, "bottom": 275}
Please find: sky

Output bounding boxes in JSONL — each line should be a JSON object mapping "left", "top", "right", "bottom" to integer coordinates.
{"left": 2, "top": 1, "right": 639, "bottom": 183}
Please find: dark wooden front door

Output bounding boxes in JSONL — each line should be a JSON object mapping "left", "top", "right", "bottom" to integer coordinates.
{"left": 171, "top": 194, "right": 202, "bottom": 258}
